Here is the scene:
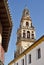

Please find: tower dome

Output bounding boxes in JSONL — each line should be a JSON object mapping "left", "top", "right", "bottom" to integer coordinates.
{"left": 23, "top": 8, "right": 29, "bottom": 16}
{"left": 21, "top": 7, "right": 31, "bottom": 21}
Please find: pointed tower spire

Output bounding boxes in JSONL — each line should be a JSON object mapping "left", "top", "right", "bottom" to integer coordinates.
{"left": 21, "top": 7, "right": 31, "bottom": 22}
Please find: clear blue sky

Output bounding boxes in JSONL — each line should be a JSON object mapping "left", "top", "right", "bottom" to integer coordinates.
{"left": 4, "top": 0, "right": 44, "bottom": 65}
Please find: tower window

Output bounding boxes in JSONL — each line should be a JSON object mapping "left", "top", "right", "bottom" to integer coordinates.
{"left": 27, "top": 31, "right": 30, "bottom": 38}
{"left": 32, "top": 34, "right": 34, "bottom": 39}
{"left": 23, "top": 30, "right": 25, "bottom": 38}
{"left": 37, "top": 48, "right": 41, "bottom": 59}
{"left": 29, "top": 54, "right": 31, "bottom": 64}
{"left": 26, "top": 11, "right": 28, "bottom": 15}
{"left": 26, "top": 22, "right": 29, "bottom": 26}
{"left": 32, "top": 31, "right": 33, "bottom": 33}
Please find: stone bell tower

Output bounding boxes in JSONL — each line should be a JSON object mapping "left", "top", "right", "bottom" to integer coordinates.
{"left": 15, "top": 8, "right": 36, "bottom": 57}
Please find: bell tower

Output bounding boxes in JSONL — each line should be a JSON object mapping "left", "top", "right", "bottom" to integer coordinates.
{"left": 16, "top": 8, "right": 36, "bottom": 56}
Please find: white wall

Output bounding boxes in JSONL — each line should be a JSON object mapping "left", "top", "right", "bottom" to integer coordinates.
{"left": 14, "top": 41, "right": 44, "bottom": 65}
{"left": 15, "top": 55, "right": 25, "bottom": 65}
{"left": 27, "top": 41, "right": 44, "bottom": 65}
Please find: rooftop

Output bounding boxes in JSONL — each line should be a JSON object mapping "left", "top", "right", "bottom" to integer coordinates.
{"left": 0, "top": 0, "right": 12, "bottom": 52}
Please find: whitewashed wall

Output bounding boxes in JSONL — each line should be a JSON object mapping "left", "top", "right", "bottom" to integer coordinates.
{"left": 14, "top": 41, "right": 44, "bottom": 65}
{"left": 27, "top": 41, "right": 44, "bottom": 65}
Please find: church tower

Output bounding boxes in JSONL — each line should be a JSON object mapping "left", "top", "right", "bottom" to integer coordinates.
{"left": 16, "top": 8, "right": 36, "bottom": 57}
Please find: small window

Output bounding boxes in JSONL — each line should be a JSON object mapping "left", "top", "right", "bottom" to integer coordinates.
{"left": 32, "top": 31, "right": 33, "bottom": 33}
{"left": 26, "top": 12, "right": 29, "bottom": 15}
{"left": 29, "top": 54, "right": 31, "bottom": 64}
{"left": 16, "top": 63, "right": 18, "bottom": 65}
{"left": 32, "top": 34, "right": 34, "bottom": 39}
{"left": 23, "top": 30, "right": 25, "bottom": 38}
{"left": 23, "top": 33, "right": 25, "bottom": 38}
{"left": 27, "top": 31, "right": 30, "bottom": 38}
{"left": 37, "top": 48, "right": 41, "bottom": 59}
{"left": 26, "top": 22, "right": 29, "bottom": 26}
{"left": 22, "top": 59, "right": 24, "bottom": 65}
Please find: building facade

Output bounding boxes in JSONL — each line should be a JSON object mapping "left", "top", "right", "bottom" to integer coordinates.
{"left": 9, "top": 35, "right": 44, "bottom": 65}
{"left": 0, "top": 0, "right": 12, "bottom": 64}
{"left": 9, "top": 8, "right": 44, "bottom": 65}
